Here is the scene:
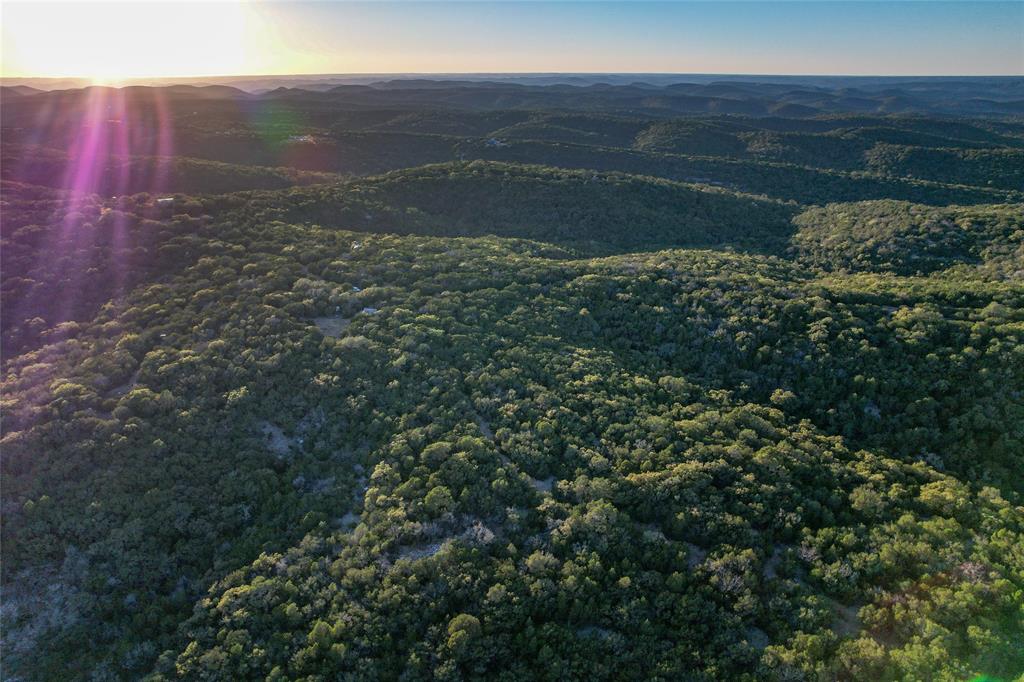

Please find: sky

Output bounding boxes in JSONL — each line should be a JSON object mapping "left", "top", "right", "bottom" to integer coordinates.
{"left": 2, "top": 1, "right": 1022, "bottom": 80}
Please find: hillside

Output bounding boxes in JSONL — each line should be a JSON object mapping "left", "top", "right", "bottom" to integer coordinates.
{"left": 4, "top": 212, "right": 1022, "bottom": 680}
{"left": 1, "top": 144, "right": 342, "bottom": 195}
{"left": 792, "top": 200, "right": 1024, "bottom": 276}
{"left": 1, "top": 81, "right": 1023, "bottom": 681}
{"left": 222, "top": 162, "right": 799, "bottom": 254}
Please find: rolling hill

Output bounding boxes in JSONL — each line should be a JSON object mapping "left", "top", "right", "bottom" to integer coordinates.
{"left": 2, "top": 80, "right": 1023, "bottom": 681}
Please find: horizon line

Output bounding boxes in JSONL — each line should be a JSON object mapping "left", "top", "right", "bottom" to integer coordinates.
{"left": 4, "top": 71, "right": 1023, "bottom": 82}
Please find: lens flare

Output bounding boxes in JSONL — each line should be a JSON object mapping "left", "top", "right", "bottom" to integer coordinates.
{"left": 5, "top": 86, "right": 179, "bottom": 336}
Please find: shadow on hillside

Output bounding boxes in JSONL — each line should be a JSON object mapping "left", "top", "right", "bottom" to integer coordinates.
{"left": 243, "top": 161, "right": 802, "bottom": 257}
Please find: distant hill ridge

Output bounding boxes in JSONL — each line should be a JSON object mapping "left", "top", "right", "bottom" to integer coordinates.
{"left": 4, "top": 77, "right": 1024, "bottom": 115}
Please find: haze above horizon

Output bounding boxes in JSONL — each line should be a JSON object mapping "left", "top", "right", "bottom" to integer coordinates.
{"left": 2, "top": 1, "right": 1022, "bottom": 82}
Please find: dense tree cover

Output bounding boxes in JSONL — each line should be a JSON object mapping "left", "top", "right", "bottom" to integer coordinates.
{"left": 792, "top": 200, "right": 1024, "bottom": 276}
{"left": 0, "top": 182, "right": 212, "bottom": 354}
{"left": 456, "top": 138, "right": 1020, "bottom": 206}
{"left": 738, "top": 131, "right": 871, "bottom": 170}
{"left": 3, "top": 215, "right": 1023, "bottom": 680}
{"left": 2, "top": 144, "right": 341, "bottom": 196}
{"left": 2, "top": 89, "right": 1023, "bottom": 681}
{"left": 6, "top": 84, "right": 1024, "bottom": 206}
{"left": 217, "top": 162, "right": 799, "bottom": 256}
{"left": 633, "top": 120, "right": 752, "bottom": 157}
{"left": 865, "top": 144, "right": 1024, "bottom": 192}
{"left": 632, "top": 119, "right": 1024, "bottom": 173}
{"left": 491, "top": 114, "right": 648, "bottom": 149}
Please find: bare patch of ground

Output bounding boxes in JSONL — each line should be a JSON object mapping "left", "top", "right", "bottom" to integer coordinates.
{"left": 474, "top": 413, "right": 494, "bottom": 439}
{"left": 830, "top": 600, "right": 863, "bottom": 637}
{"left": 640, "top": 523, "right": 667, "bottom": 542}
{"left": 529, "top": 476, "right": 555, "bottom": 493}
{"left": 313, "top": 316, "right": 351, "bottom": 337}
{"left": 763, "top": 545, "right": 788, "bottom": 580}
{"left": 298, "top": 408, "right": 326, "bottom": 435}
{"left": 1, "top": 561, "right": 81, "bottom": 669}
{"left": 394, "top": 518, "right": 496, "bottom": 561}
{"left": 333, "top": 472, "right": 369, "bottom": 530}
{"left": 396, "top": 540, "right": 448, "bottom": 561}
{"left": 335, "top": 511, "right": 361, "bottom": 528}
{"left": 258, "top": 421, "right": 295, "bottom": 457}
{"left": 485, "top": 431, "right": 555, "bottom": 496}
{"left": 107, "top": 366, "right": 141, "bottom": 397}
{"left": 685, "top": 542, "right": 707, "bottom": 570}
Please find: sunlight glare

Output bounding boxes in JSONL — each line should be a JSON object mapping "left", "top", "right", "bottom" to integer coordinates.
{"left": 2, "top": 1, "right": 276, "bottom": 81}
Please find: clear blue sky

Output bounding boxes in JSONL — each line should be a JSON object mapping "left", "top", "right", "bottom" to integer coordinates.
{"left": 3, "top": 1, "right": 1022, "bottom": 78}
{"left": 259, "top": 1, "right": 1024, "bottom": 76}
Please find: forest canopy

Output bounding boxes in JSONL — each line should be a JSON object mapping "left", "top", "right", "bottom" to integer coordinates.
{"left": 2, "top": 81, "right": 1023, "bottom": 681}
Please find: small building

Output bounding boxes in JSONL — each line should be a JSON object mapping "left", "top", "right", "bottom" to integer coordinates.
{"left": 156, "top": 197, "right": 175, "bottom": 208}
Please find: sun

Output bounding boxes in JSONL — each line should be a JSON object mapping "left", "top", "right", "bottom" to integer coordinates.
{"left": 1, "top": 1, "right": 277, "bottom": 81}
